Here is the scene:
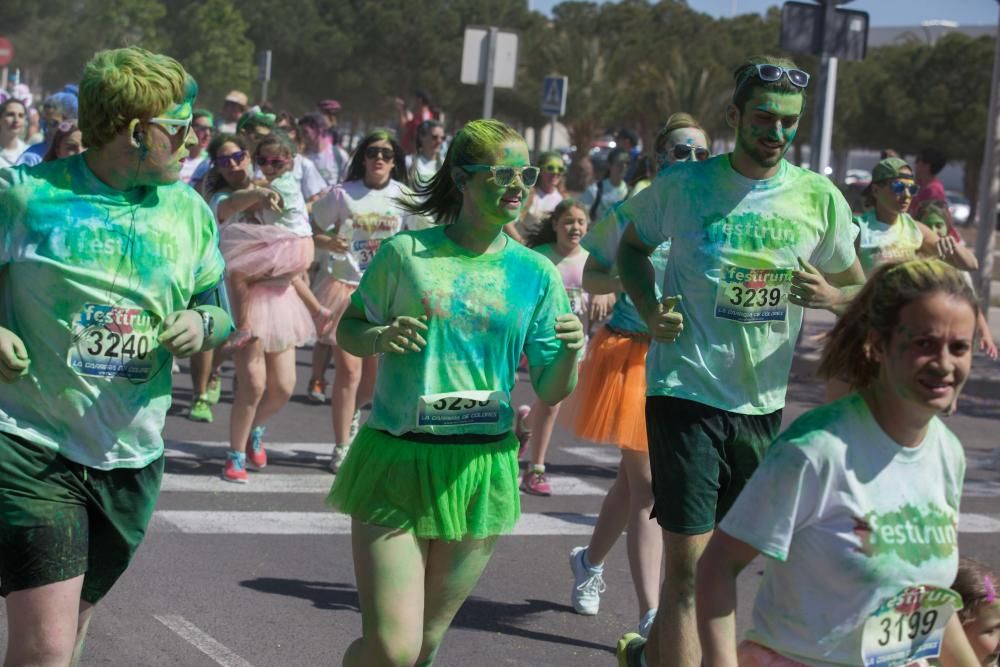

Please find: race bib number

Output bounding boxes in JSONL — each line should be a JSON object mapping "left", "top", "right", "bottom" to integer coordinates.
{"left": 714, "top": 265, "right": 793, "bottom": 323}
{"left": 351, "top": 238, "right": 382, "bottom": 272}
{"left": 860, "top": 586, "right": 961, "bottom": 667}
{"left": 417, "top": 390, "right": 504, "bottom": 428}
{"left": 67, "top": 304, "right": 159, "bottom": 380}
{"left": 566, "top": 287, "right": 586, "bottom": 319}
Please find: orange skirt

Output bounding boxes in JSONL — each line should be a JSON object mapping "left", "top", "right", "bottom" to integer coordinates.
{"left": 558, "top": 325, "right": 649, "bottom": 451}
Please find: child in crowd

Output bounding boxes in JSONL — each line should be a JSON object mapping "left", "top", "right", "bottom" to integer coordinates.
{"left": 518, "top": 199, "right": 592, "bottom": 495}
{"left": 220, "top": 133, "right": 330, "bottom": 349}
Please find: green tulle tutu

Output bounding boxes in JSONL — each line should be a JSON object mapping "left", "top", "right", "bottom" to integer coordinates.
{"left": 327, "top": 426, "right": 521, "bottom": 541}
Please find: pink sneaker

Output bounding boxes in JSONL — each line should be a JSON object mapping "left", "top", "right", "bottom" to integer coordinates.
{"left": 246, "top": 426, "right": 267, "bottom": 470}
{"left": 521, "top": 469, "right": 552, "bottom": 496}
{"left": 222, "top": 454, "right": 248, "bottom": 484}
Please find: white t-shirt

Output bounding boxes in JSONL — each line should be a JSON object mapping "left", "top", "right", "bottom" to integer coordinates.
{"left": 520, "top": 188, "right": 565, "bottom": 237}
{"left": 534, "top": 244, "right": 590, "bottom": 328}
{"left": 179, "top": 153, "right": 209, "bottom": 185}
{"left": 0, "top": 139, "right": 27, "bottom": 168}
{"left": 621, "top": 156, "right": 856, "bottom": 414}
{"left": 294, "top": 154, "right": 328, "bottom": 201}
{"left": 579, "top": 178, "right": 628, "bottom": 224}
{"left": 406, "top": 152, "right": 444, "bottom": 189}
{"left": 304, "top": 145, "right": 349, "bottom": 187}
{"left": 311, "top": 179, "right": 427, "bottom": 284}
{"left": 721, "top": 393, "right": 964, "bottom": 666}
{"left": 855, "top": 209, "right": 923, "bottom": 278}
{"left": 257, "top": 171, "right": 312, "bottom": 237}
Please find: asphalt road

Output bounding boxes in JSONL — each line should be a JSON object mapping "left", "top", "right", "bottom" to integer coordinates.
{"left": 1, "top": 310, "right": 998, "bottom": 667}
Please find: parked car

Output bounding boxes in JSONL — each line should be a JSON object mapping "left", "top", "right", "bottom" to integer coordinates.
{"left": 945, "top": 190, "right": 971, "bottom": 225}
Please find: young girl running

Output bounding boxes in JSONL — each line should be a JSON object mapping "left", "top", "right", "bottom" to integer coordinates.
{"left": 327, "top": 119, "right": 583, "bottom": 666}
{"left": 568, "top": 113, "right": 711, "bottom": 638}
{"left": 697, "top": 258, "right": 982, "bottom": 667}
{"left": 518, "top": 199, "right": 592, "bottom": 496}
{"left": 308, "top": 131, "right": 427, "bottom": 471}
{"left": 216, "top": 133, "right": 320, "bottom": 482}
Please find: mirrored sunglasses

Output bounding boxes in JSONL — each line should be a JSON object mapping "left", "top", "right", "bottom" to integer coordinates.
{"left": 888, "top": 180, "right": 920, "bottom": 197}
{"left": 461, "top": 164, "right": 540, "bottom": 188}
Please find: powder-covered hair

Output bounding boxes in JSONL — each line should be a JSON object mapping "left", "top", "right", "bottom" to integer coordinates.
{"left": 732, "top": 54, "right": 806, "bottom": 114}
{"left": 79, "top": 47, "right": 196, "bottom": 150}
{"left": 654, "top": 112, "right": 711, "bottom": 155}
{"left": 404, "top": 119, "right": 525, "bottom": 225}
{"left": 524, "top": 198, "right": 587, "bottom": 249}
{"left": 953, "top": 558, "right": 999, "bottom": 623}
{"left": 344, "top": 130, "right": 406, "bottom": 184}
{"left": 818, "top": 258, "right": 979, "bottom": 388}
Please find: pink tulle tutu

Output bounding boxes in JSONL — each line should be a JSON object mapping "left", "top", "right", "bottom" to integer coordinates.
{"left": 237, "top": 276, "right": 315, "bottom": 353}
{"left": 311, "top": 275, "right": 357, "bottom": 346}
{"left": 219, "top": 223, "right": 314, "bottom": 279}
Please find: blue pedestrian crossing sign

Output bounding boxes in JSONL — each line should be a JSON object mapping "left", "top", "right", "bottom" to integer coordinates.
{"left": 541, "top": 76, "right": 568, "bottom": 116}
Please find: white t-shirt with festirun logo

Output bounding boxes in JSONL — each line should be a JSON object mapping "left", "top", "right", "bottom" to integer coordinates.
{"left": 621, "top": 156, "right": 856, "bottom": 414}
{"left": 721, "top": 393, "right": 964, "bottom": 666}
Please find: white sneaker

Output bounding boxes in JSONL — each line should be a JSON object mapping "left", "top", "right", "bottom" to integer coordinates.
{"left": 569, "top": 546, "right": 605, "bottom": 615}
{"left": 638, "top": 608, "right": 657, "bottom": 638}
{"left": 329, "top": 444, "right": 350, "bottom": 474}
{"left": 349, "top": 410, "right": 362, "bottom": 442}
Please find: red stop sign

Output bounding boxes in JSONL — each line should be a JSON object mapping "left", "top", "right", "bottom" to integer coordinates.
{"left": 0, "top": 38, "right": 13, "bottom": 67}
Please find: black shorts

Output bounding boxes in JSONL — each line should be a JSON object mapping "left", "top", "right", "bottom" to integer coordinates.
{"left": 645, "top": 396, "right": 782, "bottom": 535}
{"left": 0, "top": 431, "right": 164, "bottom": 604}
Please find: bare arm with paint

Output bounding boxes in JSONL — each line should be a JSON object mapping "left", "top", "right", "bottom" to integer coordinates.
{"left": 582, "top": 253, "right": 622, "bottom": 295}
{"left": 528, "top": 314, "right": 583, "bottom": 405}
{"left": 790, "top": 257, "right": 865, "bottom": 316}
{"left": 917, "top": 222, "right": 978, "bottom": 272}
{"left": 697, "top": 530, "right": 760, "bottom": 667}
{"left": 939, "top": 614, "right": 982, "bottom": 667}
{"left": 336, "top": 300, "right": 427, "bottom": 357}
{"left": 216, "top": 185, "right": 280, "bottom": 221}
{"left": 618, "top": 222, "right": 683, "bottom": 342}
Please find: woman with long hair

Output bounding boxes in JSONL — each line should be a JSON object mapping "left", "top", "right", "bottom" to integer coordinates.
{"left": 698, "top": 258, "right": 982, "bottom": 667}
{"left": 327, "top": 119, "right": 583, "bottom": 665}
{"left": 308, "top": 130, "right": 426, "bottom": 471}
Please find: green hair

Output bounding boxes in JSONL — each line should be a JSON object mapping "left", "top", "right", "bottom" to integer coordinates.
{"left": 404, "top": 119, "right": 525, "bottom": 225}
{"left": 193, "top": 108, "right": 214, "bottom": 125}
{"left": 535, "top": 150, "right": 563, "bottom": 167}
{"left": 731, "top": 54, "right": 805, "bottom": 114}
{"left": 79, "top": 47, "right": 196, "bottom": 150}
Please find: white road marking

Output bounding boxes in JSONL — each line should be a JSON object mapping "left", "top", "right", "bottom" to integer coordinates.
{"left": 561, "top": 446, "right": 620, "bottom": 465}
{"left": 960, "top": 514, "right": 1000, "bottom": 533}
{"left": 154, "top": 614, "right": 255, "bottom": 667}
{"left": 160, "top": 472, "right": 606, "bottom": 495}
{"left": 151, "top": 511, "right": 597, "bottom": 535}
{"left": 151, "top": 510, "right": 998, "bottom": 536}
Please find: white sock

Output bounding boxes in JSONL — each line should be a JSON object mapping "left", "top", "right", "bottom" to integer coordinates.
{"left": 530, "top": 464, "right": 545, "bottom": 474}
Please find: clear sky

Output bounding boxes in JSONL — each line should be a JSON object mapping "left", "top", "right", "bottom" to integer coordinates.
{"left": 529, "top": 0, "right": 1000, "bottom": 26}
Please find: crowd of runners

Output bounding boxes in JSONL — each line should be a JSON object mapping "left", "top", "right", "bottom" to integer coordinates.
{"left": 0, "top": 46, "right": 998, "bottom": 667}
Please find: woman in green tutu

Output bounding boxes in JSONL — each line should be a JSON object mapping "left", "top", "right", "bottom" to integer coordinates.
{"left": 328, "top": 118, "right": 584, "bottom": 666}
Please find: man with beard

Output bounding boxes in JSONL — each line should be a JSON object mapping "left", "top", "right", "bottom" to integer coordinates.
{"left": 613, "top": 55, "right": 865, "bottom": 667}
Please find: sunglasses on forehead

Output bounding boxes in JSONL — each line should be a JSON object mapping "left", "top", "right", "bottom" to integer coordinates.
{"left": 364, "top": 146, "right": 395, "bottom": 161}
{"left": 461, "top": 164, "right": 540, "bottom": 188}
{"left": 740, "top": 64, "right": 810, "bottom": 89}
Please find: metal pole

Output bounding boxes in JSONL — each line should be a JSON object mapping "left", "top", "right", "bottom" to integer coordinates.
{"left": 482, "top": 27, "right": 498, "bottom": 119}
{"left": 0, "top": 67, "right": 7, "bottom": 94}
{"left": 809, "top": 0, "right": 837, "bottom": 173}
{"left": 261, "top": 79, "right": 268, "bottom": 104}
{"left": 548, "top": 116, "right": 557, "bottom": 151}
{"left": 973, "top": 3, "right": 1000, "bottom": 320}
{"left": 817, "top": 56, "right": 838, "bottom": 174}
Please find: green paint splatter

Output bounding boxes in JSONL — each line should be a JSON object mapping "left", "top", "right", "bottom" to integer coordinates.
{"left": 855, "top": 504, "right": 957, "bottom": 566}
